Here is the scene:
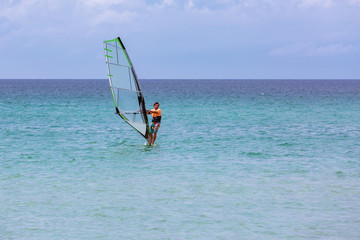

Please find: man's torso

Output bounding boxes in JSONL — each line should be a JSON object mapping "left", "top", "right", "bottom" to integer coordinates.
{"left": 151, "top": 108, "right": 161, "bottom": 123}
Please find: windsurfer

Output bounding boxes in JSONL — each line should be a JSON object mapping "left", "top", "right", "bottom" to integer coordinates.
{"left": 147, "top": 102, "right": 161, "bottom": 145}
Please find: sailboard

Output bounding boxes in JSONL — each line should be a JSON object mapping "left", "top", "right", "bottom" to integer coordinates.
{"left": 103, "top": 37, "right": 150, "bottom": 143}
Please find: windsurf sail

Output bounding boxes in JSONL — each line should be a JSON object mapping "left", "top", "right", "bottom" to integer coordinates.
{"left": 104, "top": 37, "right": 150, "bottom": 142}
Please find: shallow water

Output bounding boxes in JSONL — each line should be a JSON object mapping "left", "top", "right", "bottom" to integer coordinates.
{"left": 1, "top": 79, "right": 360, "bottom": 239}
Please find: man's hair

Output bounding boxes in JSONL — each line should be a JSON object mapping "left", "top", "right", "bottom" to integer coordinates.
{"left": 153, "top": 102, "right": 159, "bottom": 106}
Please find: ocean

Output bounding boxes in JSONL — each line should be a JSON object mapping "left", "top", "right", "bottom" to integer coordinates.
{"left": 1, "top": 79, "right": 359, "bottom": 239}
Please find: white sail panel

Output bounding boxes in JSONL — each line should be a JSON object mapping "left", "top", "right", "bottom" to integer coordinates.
{"left": 108, "top": 64, "right": 132, "bottom": 90}
{"left": 116, "top": 89, "right": 139, "bottom": 112}
{"left": 128, "top": 122, "right": 147, "bottom": 136}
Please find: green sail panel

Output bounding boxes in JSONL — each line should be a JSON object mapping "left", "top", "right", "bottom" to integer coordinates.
{"left": 104, "top": 37, "right": 150, "bottom": 139}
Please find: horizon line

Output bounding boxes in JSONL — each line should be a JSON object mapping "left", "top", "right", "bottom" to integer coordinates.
{"left": 1, "top": 78, "right": 360, "bottom": 81}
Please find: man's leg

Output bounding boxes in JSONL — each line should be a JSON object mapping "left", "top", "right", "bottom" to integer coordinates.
{"left": 149, "top": 123, "right": 154, "bottom": 144}
{"left": 149, "top": 133, "right": 153, "bottom": 144}
{"left": 152, "top": 133, "right": 157, "bottom": 145}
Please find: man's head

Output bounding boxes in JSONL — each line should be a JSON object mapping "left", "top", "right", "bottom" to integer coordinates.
{"left": 153, "top": 102, "right": 159, "bottom": 109}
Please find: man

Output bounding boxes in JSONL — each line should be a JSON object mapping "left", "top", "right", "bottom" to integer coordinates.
{"left": 147, "top": 102, "right": 161, "bottom": 145}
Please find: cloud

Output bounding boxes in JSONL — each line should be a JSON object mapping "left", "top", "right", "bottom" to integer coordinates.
{"left": 298, "top": 0, "right": 334, "bottom": 8}
{"left": 158, "top": 0, "right": 176, "bottom": 7}
{"left": 144, "top": 0, "right": 360, "bottom": 10}
{"left": 270, "top": 42, "right": 357, "bottom": 56}
{"left": 90, "top": 9, "right": 137, "bottom": 26}
{"left": 75, "top": 0, "right": 139, "bottom": 26}
{"left": 78, "top": 0, "right": 126, "bottom": 8}
{"left": 348, "top": 0, "right": 360, "bottom": 5}
{"left": 0, "top": 0, "right": 142, "bottom": 39}
{"left": 0, "top": 0, "right": 359, "bottom": 78}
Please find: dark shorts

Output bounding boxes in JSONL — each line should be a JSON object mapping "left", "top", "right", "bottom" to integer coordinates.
{"left": 150, "top": 122, "right": 160, "bottom": 134}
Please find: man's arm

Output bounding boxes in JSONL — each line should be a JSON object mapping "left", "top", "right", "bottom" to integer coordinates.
{"left": 147, "top": 109, "right": 160, "bottom": 114}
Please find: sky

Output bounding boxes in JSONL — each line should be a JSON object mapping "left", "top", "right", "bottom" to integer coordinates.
{"left": 0, "top": 0, "right": 359, "bottom": 79}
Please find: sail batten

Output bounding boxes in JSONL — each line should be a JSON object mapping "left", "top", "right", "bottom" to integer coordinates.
{"left": 104, "top": 37, "right": 149, "bottom": 140}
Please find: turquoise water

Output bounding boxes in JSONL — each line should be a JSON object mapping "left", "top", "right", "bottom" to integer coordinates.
{"left": 1, "top": 79, "right": 360, "bottom": 239}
